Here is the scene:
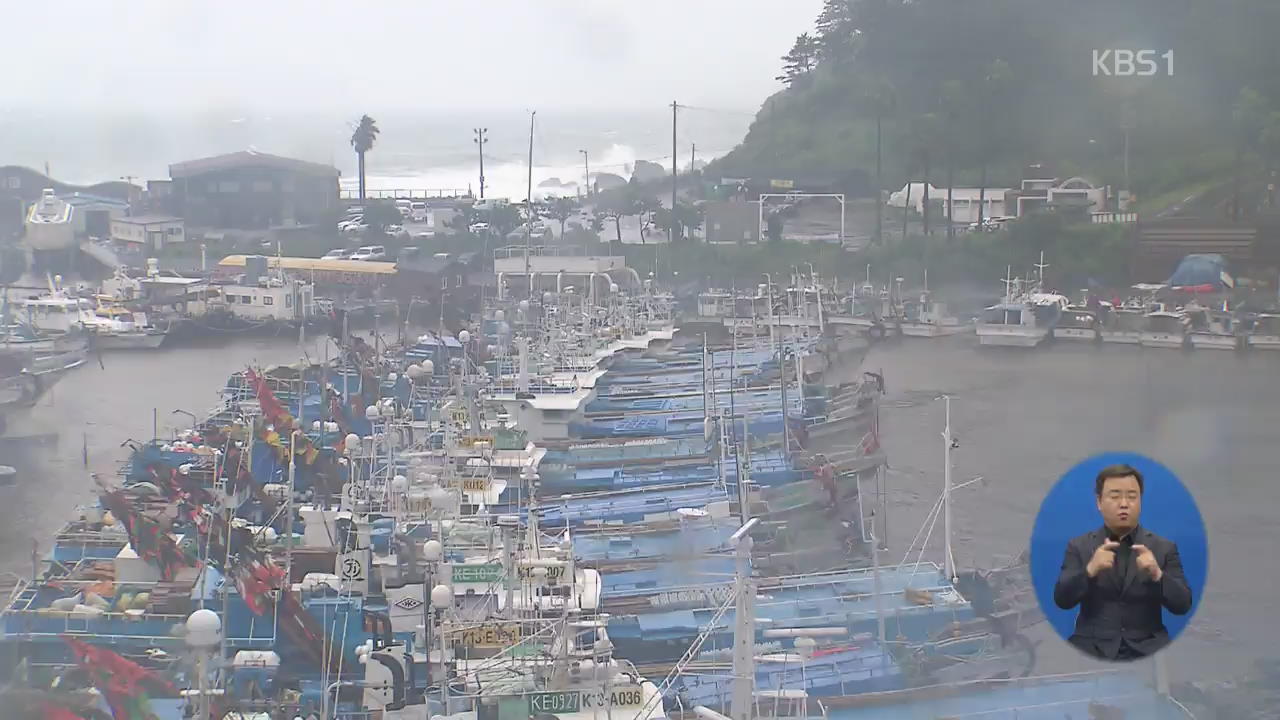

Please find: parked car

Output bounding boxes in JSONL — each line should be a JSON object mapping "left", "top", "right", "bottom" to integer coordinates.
{"left": 411, "top": 202, "right": 428, "bottom": 222}
{"left": 338, "top": 215, "right": 364, "bottom": 231}
{"left": 384, "top": 224, "right": 404, "bottom": 234}
{"left": 350, "top": 245, "right": 387, "bottom": 261}
{"left": 322, "top": 249, "right": 354, "bottom": 260}
{"left": 412, "top": 231, "right": 436, "bottom": 241}
{"left": 342, "top": 222, "right": 369, "bottom": 234}
{"left": 469, "top": 222, "right": 490, "bottom": 234}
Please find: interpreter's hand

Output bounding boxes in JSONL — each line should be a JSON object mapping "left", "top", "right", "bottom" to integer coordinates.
{"left": 1086, "top": 539, "right": 1120, "bottom": 578}
{"left": 1133, "top": 544, "right": 1163, "bottom": 582}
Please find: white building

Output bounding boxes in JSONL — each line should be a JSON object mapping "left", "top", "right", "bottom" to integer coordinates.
{"left": 941, "top": 188, "right": 1012, "bottom": 224}
{"left": 889, "top": 183, "right": 1012, "bottom": 224}
{"left": 110, "top": 215, "right": 185, "bottom": 250}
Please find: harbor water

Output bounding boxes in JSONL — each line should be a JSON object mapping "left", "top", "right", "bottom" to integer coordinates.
{"left": 3, "top": 331, "right": 1278, "bottom": 687}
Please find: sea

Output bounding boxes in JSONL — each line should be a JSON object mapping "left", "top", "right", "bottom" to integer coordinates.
{"left": 0, "top": 107, "right": 752, "bottom": 200}
{"left": 2, "top": 330, "right": 1277, "bottom": 689}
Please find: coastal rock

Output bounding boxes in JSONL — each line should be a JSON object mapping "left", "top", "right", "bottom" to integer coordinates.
{"left": 631, "top": 160, "right": 666, "bottom": 183}
{"left": 538, "top": 177, "right": 565, "bottom": 188}
{"left": 593, "top": 172, "right": 627, "bottom": 191}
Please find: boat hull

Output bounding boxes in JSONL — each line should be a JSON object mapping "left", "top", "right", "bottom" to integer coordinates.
{"left": 1053, "top": 328, "right": 1099, "bottom": 342}
{"left": 898, "top": 323, "right": 970, "bottom": 338}
{"left": 94, "top": 331, "right": 167, "bottom": 350}
{"left": 1248, "top": 334, "right": 1280, "bottom": 350}
{"left": 1189, "top": 333, "right": 1241, "bottom": 351}
{"left": 1140, "top": 332, "right": 1187, "bottom": 349}
{"left": 976, "top": 327, "right": 1046, "bottom": 347}
{"left": 1100, "top": 331, "right": 1142, "bottom": 345}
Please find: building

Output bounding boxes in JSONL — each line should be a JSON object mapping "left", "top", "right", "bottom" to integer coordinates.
{"left": 110, "top": 215, "right": 185, "bottom": 250}
{"left": 1005, "top": 176, "right": 1110, "bottom": 218}
{"left": 705, "top": 200, "right": 760, "bottom": 244}
{"left": 168, "top": 151, "right": 340, "bottom": 230}
{"left": 216, "top": 254, "right": 396, "bottom": 289}
{"left": 940, "top": 188, "right": 1012, "bottom": 224}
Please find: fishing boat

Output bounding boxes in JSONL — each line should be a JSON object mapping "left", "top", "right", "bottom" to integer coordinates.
{"left": 1139, "top": 306, "right": 1189, "bottom": 349}
{"left": 976, "top": 293, "right": 1067, "bottom": 347}
{"left": 1246, "top": 313, "right": 1280, "bottom": 350}
{"left": 1184, "top": 301, "right": 1242, "bottom": 351}
{"left": 1052, "top": 292, "right": 1101, "bottom": 342}
{"left": 16, "top": 283, "right": 168, "bottom": 350}
{"left": 1099, "top": 302, "right": 1146, "bottom": 344}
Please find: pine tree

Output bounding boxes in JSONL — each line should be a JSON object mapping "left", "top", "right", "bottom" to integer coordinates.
{"left": 776, "top": 33, "right": 820, "bottom": 87}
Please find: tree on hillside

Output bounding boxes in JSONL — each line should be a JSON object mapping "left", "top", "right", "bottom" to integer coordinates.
{"left": 777, "top": 33, "right": 820, "bottom": 87}
{"left": 1260, "top": 111, "right": 1280, "bottom": 207}
{"left": 910, "top": 113, "right": 943, "bottom": 236}
{"left": 1231, "top": 87, "right": 1268, "bottom": 220}
{"left": 814, "top": 0, "right": 860, "bottom": 65}
{"left": 862, "top": 78, "right": 897, "bottom": 245}
{"left": 941, "top": 79, "right": 971, "bottom": 242}
{"left": 974, "top": 59, "right": 1012, "bottom": 228}
{"left": 350, "top": 114, "right": 380, "bottom": 202}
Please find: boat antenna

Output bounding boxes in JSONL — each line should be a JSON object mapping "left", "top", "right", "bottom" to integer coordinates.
{"left": 1034, "top": 251, "right": 1048, "bottom": 289}
{"left": 1001, "top": 265, "right": 1015, "bottom": 303}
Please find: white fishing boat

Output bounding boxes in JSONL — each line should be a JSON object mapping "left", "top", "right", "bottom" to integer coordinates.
{"left": 1099, "top": 303, "right": 1146, "bottom": 344}
{"left": 975, "top": 261, "right": 1067, "bottom": 347}
{"left": 891, "top": 274, "right": 969, "bottom": 338}
{"left": 16, "top": 286, "right": 167, "bottom": 350}
{"left": 976, "top": 293, "right": 1067, "bottom": 347}
{"left": 1053, "top": 305, "right": 1100, "bottom": 342}
{"left": 1139, "top": 307, "right": 1188, "bottom": 349}
{"left": 1247, "top": 313, "right": 1280, "bottom": 350}
{"left": 1184, "top": 302, "right": 1241, "bottom": 351}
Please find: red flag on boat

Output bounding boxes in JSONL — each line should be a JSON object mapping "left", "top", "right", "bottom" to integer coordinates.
{"left": 63, "top": 636, "right": 174, "bottom": 720}
{"left": 245, "top": 368, "right": 290, "bottom": 428}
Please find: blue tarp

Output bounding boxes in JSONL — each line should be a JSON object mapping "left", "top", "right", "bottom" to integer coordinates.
{"left": 1167, "top": 253, "right": 1233, "bottom": 289}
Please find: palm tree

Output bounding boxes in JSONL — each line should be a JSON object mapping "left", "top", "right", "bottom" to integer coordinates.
{"left": 350, "top": 114, "right": 380, "bottom": 202}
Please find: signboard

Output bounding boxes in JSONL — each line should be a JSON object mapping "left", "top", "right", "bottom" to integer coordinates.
{"left": 452, "top": 623, "right": 523, "bottom": 647}
{"left": 526, "top": 688, "right": 645, "bottom": 715}
{"left": 452, "top": 563, "right": 504, "bottom": 584}
{"left": 461, "top": 477, "right": 492, "bottom": 492}
{"left": 770, "top": 179, "right": 795, "bottom": 189}
{"left": 517, "top": 564, "right": 567, "bottom": 583}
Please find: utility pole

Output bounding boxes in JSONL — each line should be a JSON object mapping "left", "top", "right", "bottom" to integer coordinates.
{"left": 671, "top": 101, "right": 679, "bottom": 245}
{"left": 525, "top": 111, "right": 536, "bottom": 296}
{"left": 473, "top": 128, "right": 488, "bottom": 200}
{"left": 690, "top": 143, "right": 696, "bottom": 173}
{"left": 579, "top": 149, "right": 590, "bottom": 199}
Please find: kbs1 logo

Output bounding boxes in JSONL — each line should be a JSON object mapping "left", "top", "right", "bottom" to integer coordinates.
{"left": 1092, "top": 49, "right": 1173, "bottom": 77}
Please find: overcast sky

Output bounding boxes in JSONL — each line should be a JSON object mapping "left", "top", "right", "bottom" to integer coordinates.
{"left": 1, "top": 0, "right": 822, "bottom": 115}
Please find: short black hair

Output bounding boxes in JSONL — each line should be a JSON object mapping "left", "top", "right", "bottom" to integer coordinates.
{"left": 1095, "top": 464, "right": 1144, "bottom": 497}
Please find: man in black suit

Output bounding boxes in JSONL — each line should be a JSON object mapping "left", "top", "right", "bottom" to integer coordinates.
{"left": 1053, "top": 463, "right": 1193, "bottom": 661}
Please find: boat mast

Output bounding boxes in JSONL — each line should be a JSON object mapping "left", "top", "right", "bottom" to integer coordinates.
{"left": 729, "top": 519, "right": 758, "bottom": 720}
{"left": 942, "top": 395, "right": 957, "bottom": 584}
{"left": 1034, "top": 251, "right": 1048, "bottom": 290}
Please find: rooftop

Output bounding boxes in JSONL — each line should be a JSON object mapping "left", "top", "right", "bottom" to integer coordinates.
{"left": 218, "top": 254, "right": 398, "bottom": 275}
{"left": 114, "top": 214, "right": 183, "bottom": 225}
{"left": 169, "top": 150, "right": 339, "bottom": 179}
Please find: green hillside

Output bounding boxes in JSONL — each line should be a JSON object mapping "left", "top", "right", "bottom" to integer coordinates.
{"left": 709, "top": 0, "right": 1280, "bottom": 207}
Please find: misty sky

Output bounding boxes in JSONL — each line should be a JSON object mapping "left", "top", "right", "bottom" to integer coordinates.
{"left": 1, "top": 1, "right": 822, "bottom": 115}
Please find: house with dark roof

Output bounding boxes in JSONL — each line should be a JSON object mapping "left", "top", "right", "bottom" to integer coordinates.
{"left": 167, "top": 150, "right": 340, "bottom": 230}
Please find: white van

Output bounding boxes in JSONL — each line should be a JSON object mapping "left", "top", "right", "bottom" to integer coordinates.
{"left": 411, "top": 202, "right": 428, "bottom": 223}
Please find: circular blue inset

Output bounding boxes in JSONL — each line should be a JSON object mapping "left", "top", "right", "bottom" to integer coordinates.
{"left": 1029, "top": 452, "right": 1208, "bottom": 652}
